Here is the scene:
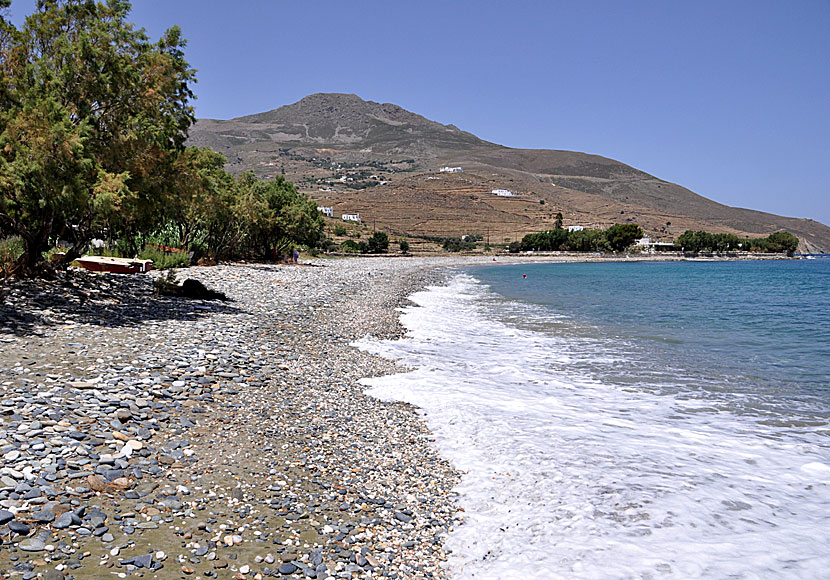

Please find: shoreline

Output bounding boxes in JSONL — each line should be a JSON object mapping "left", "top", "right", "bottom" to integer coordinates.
{"left": 0, "top": 258, "right": 467, "bottom": 580}
{"left": 0, "top": 253, "right": 813, "bottom": 579}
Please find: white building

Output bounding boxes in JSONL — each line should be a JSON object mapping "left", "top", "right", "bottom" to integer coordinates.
{"left": 317, "top": 206, "right": 334, "bottom": 218}
{"left": 568, "top": 225, "right": 584, "bottom": 232}
{"left": 636, "top": 236, "right": 674, "bottom": 252}
{"left": 440, "top": 166, "right": 463, "bottom": 173}
{"left": 341, "top": 213, "right": 361, "bottom": 222}
{"left": 492, "top": 189, "right": 515, "bottom": 197}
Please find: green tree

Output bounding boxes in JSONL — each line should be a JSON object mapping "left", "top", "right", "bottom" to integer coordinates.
{"left": 168, "top": 147, "right": 238, "bottom": 261}
{"left": 565, "top": 228, "right": 611, "bottom": 252}
{"left": 0, "top": 0, "right": 195, "bottom": 274}
{"left": 766, "top": 231, "right": 799, "bottom": 254}
{"left": 605, "top": 224, "right": 643, "bottom": 252}
{"left": 367, "top": 231, "right": 389, "bottom": 253}
{"left": 236, "top": 173, "right": 324, "bottom": 259}
{"left": 521, "top": 228, "right": 568, "bottom": 251}
{"left": 399, "top": 239, "right": 409, "bottom": 254}
{"left": 554, "top": 212, "right": 564, "bottom": 230}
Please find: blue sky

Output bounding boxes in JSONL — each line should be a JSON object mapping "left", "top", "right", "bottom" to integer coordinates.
{"left": 8, "top": 0, "right": 830, "bottom": 226}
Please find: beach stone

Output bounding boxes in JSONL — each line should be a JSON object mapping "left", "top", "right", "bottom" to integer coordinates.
{"left": 53, "top": 512, "right": 74, "bottom": 529}
{"left": 132, "top": 553, "right": 153, "bottom": 568}
{"left": 126, "top": 439, "right": 144, "bottom": 450}
{"left": 8, "top": 520, "right": 31, "bottom": 534}
{"left": 278, "top": 563, "right": 298, "bottom": 575}
{"left": 0, "top": 510, "right": 13, "bottom": 524}
{"left": 43, "top": 571, "right": 65, "bottom": 580}
{"left": 31, "top": 509, "right": 56, "bottom": 523}
{"left": 87, "top": 475, "right": 107, "bottom": 491}
{"left": 18, "top": 537, "right": 46, "bottom": 552}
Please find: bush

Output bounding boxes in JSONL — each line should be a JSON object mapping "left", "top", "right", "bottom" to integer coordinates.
{"left": 139, "top": 246, "right": 191, "bottom": 270}
{"left": 0, "top": 237, "right": 24, "bottom": 264}
{"left": 0, "top": 237, "right": 24, "bottom": 275}
{"left": 508, "top": 241, "right": 522, "bottom": 253}
{"left": 320, "top": 237, "right": 338, "bottom": 252}
{"left": 443, "top": 237, "right": 475, "bottom": 252}
{"left": 399, "top": 239, "right": 410, "bottom": 254}
{"left": 340, "top": 240, "right": 361, "bottom": 253}
{"left": 334, "top": 225, "right": 348, "bottom": 236}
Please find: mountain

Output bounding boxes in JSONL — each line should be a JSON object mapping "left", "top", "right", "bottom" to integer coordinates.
{"left": 188, "top": 93, "right": 830, "bottom": 252}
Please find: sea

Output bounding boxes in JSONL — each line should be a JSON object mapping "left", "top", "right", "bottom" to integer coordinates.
{"left": 356, "top": 258, "right": 830, "bottom": 580}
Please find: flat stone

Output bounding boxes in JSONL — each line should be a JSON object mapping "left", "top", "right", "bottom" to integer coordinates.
{"left": 8, "top": 520, "right": 31, "bottom": 534}
{"left": 278, "top": 563, "right": 298, "bottom": 575}
{"left": 18, "top": 537, "right": 46, "bottom": 552}
{"left": 53, "top": 512, "right": 74, "bottom": 529}
{"left": 31, "top": 509, "right": 56, "bottom": 523}
{"left": 132, "top": 553, "right": 153, "bottom": 568}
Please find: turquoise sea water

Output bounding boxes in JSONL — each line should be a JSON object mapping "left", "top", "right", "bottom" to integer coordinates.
{"left": 471, "top": 259, "right": 830, "bottom": 423}
{"left": 360, "top": 258, "right": 830, "bottom": 579}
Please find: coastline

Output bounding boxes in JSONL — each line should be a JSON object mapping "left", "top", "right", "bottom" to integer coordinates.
{"left": 0, "top": 258, "right": 468, "bottom": 580}
{"left": 0, "top": 252, "right": 808, "bottom": 579}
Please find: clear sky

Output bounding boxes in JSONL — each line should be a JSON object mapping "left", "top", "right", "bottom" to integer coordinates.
{"left": 8, "top": 0, "right": 830, "bottom": 226}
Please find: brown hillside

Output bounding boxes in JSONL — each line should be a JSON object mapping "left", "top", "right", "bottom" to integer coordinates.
{"left": 188, "top": 93, "right": 830, "bottom": 252}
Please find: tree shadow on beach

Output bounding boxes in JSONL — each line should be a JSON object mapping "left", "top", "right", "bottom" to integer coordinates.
{"left": 0, "top": 270, "right": 243, "bottom": 337}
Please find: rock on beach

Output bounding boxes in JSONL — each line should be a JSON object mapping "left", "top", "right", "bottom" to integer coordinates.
{"left": 0, "top": 257, "right": 467, "bottom": 579}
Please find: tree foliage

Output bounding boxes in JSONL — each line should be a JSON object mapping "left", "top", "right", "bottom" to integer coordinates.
{"left": 235, "top": 173, "right": 324, "bottom": 259}
{"left": 676, "top": 230, "right": 799, "bottom": 254}
{"left": 0, "top": 2, "right": 327, "bottom": 274}
{"left": 604, "top": 224, "right": 644, "bottom": 252}
{"left": 0, "top": 0, "right": 195, "bottom": 274}
{"left": 367, "top": 231, "right": 389, "bottom": 254}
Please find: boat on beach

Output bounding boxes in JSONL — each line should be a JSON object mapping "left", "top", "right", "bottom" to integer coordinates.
{"left": 75, "top": 255, "right": 153, "bottom": 274}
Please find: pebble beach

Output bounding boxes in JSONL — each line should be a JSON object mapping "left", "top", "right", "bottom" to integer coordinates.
{"left": 0, "top": 257, "right": 470, "bottom": 580}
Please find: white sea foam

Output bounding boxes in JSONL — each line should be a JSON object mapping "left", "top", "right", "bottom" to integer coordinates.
{"left": 357, "top": 274, "right": 830, "bottom": 579}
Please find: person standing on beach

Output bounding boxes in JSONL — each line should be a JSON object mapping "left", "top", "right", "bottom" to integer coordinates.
{"left": 292, "top": 247, "right": 299, "bottom": 264}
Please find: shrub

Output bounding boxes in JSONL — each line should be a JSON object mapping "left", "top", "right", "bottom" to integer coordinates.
{"left": 442, "top": 237, "right": 474, "bottom": 252}
{"left": 400, "top": 239, "right": 410, "bottom": 254}
{"left": 0, "top": 237, "right": 24, "bottom": 264}
{"left": 333, "top": 225, "right": 348, "bottom": 236}
{"left": 139, "top": 246, "right": 191, "bottom": 270}
{"left": 320, "top": 238, "right": 338, "bottom": 252}
{"left": 340, "top": 240, "right": 361, "bottom": 253}
{"left": 0, "top": 237, "right": 25, "bottom": 275}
